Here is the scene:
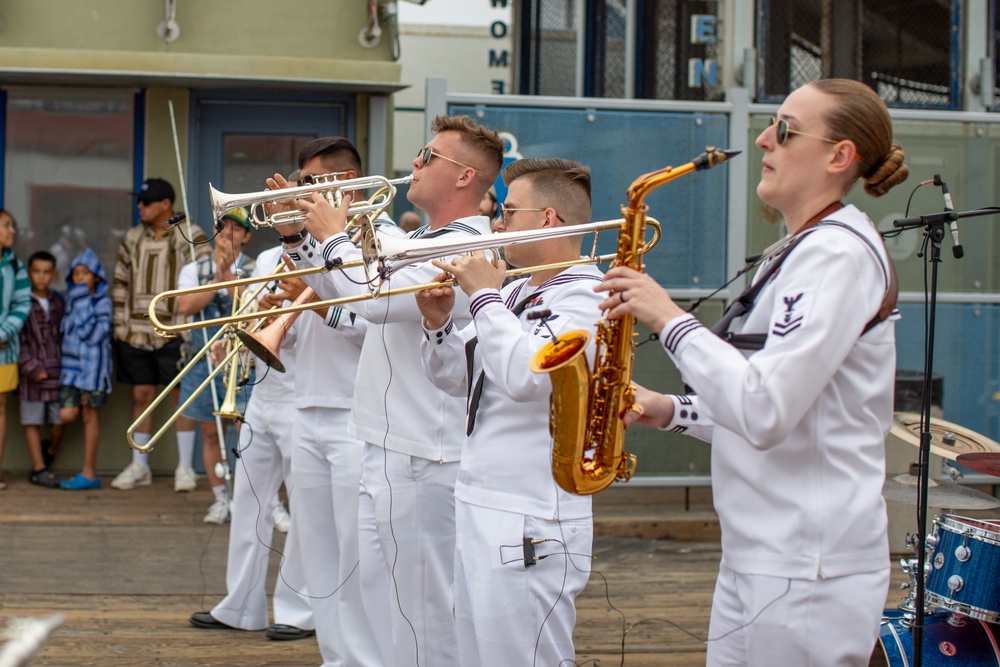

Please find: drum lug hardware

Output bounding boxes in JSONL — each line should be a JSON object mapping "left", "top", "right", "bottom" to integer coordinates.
{"left": 947, "top": 574, "right": 964, "bottom": 593}
{"left": 954, "top": 544, "right": 971, "bottom": 562}
{"left": 933, "top": 552, "right": 945, "bottom": 569}
{"left": 945, "top": 613, "right": 967, "bottom": 627}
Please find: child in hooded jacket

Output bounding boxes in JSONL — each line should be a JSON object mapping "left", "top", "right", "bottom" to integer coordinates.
{"left": 59, "top": 248, "right": 113, "bottom": 490}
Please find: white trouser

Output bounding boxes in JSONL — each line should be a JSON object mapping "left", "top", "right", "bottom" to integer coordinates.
{"left": 357, "top": 444, "right": 460, "bottom": 667}
{"left": 706, "top": 560, "right": 890, "bottom": 667}
{"left": 211, "top": 393, "right": 312, "bottom": 631}
{"left": 454, "top": 500, "right": 592, "bottom": 667}
{"left": 291, "top": 407, "right": 381, "bottom": 667}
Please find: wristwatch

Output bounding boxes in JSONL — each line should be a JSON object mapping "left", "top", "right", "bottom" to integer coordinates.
{"left": 279, "top": 229, "right": 308, "bottom": 245}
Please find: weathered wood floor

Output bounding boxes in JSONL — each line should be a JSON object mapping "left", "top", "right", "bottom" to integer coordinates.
{"left": 0, "top": 476, "right": 922, "bottom": 666}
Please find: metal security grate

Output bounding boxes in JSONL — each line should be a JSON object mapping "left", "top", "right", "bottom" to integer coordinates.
{"left": 519, "top": 0, "right": 580, "bottom": 96}
{"left": 759, "top": 0, "right": 960, "bottom": 109}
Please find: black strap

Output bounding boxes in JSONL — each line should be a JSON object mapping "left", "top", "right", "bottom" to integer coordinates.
{"left": 465, "top": 288, "right": 538, "bottom": 436}
{"left": 714, "top": 219, "right": 897, "bottom": 351}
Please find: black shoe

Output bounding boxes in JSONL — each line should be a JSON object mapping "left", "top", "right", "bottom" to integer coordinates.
{"left": 42, "top": 439, "right": 55, "bottom": 468}
{"left": 189, "top": 612, "right": 233, "bottom": 630}
{"left": 265, "top": 624, "right": 315, "bottom": 641}
{"left": 29, "top": 469, "right": 60, "bottom": 489}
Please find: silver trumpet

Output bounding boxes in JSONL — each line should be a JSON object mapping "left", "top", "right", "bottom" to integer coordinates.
{"left": 209, "top": 174, "right": 413, "bottom": 229}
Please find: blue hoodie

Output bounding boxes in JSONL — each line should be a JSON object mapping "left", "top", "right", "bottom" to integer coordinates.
{"left": 60, "top": 248, "right": 113, "bottom": 393}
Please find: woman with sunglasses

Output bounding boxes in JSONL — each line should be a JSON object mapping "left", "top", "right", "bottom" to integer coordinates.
{"left": 597, "top": 78, "right": 908, "bottom": 666}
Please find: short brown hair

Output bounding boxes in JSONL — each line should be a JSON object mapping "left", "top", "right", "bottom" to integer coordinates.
{"left": 502, "top": 158, "right": 591, "bottom": 225}
{"left": 430, "top": 115, "right": 505, "bottom": 184}
{"left": 809, "top": 79, "right": 909, "bottom": 197}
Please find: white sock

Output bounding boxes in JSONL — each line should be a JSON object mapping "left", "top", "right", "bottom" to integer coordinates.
{"left": 177, "top": 431, "right": 196, "bottom": 469}
{"left": 212, "top": 484, "right": 227, "bottom": 503}
{"left": 131, "top": 437, "right": 151, "bottom": 468}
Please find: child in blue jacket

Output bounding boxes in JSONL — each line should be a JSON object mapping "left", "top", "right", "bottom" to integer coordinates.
{"left": 59, "top": 248, "right": 113, "bottom": 490}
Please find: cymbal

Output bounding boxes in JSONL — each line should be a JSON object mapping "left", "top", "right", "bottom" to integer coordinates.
{"left": 882, "top": 473, "right": 1000, "bottom": 510}
{"left": 890, "top": 412, "right": 1000, "bottom": 459}
{"left": 956, "top": 453, "right": 1000, "bottom": 478}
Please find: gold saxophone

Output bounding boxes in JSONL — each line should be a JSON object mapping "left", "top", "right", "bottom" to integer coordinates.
{"left": 530, "top": 147, "right": 739, "bottom": 495}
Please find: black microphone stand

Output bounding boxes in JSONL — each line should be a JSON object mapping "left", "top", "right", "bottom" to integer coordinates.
{"left": 890, "top": 205, "right": 1000, "bottom": 667}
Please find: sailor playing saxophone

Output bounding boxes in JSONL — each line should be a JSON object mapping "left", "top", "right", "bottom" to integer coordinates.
{"left": 416, "top": 158, "right": 600, "bottom": 667}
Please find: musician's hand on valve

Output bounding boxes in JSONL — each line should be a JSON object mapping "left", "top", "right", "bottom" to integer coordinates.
{"left": 432, "top": 251, "right": 506, "bottom": 298}
{"left": 416, "top": 272, "right": 456, "bottom": 330}
{"left": 596, "top": 266, "right": 684, "bottom": 334}
{"left": 622, "top": 383, "right": 675, "bottom": 429}
{"left": 264, "top": 172, "right": 303, "bottom": 230}
{"left": 298, "top": 192, "right": 350, "bottom": 243}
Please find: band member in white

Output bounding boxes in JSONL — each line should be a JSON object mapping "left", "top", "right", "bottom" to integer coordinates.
{"left": 189, "top": 244, "right": 313, "bottom": 639}
{"left": 417, "top": 158, "right": 599, "bottom": 667}
{"left": 274, "top": 116, "right": 504, "bottom": 666}
{"left": 597, "top": 79, "right": 909, "bottom": 666}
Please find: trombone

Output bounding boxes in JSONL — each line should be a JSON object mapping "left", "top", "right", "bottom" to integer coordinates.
{"left": 210, "top": 174, "right": 412, "bottom": 228}
{"left": 126, "top": 262, "right": 286, "bottom": 452}
{"left": 147, "top": 217, "right": 662, "bottom": 338}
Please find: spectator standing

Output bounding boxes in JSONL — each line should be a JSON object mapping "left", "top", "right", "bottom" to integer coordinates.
{"left": 18, "top": 250, "right": 66, "bottom": 488}
{"left": 59, "top": 248, "right": 113, "bottom": 491}
{"left": 0, "top": 209, "right": 31, "bottom": 491}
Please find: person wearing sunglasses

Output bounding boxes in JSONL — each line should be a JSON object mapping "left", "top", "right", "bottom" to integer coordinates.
{"left": 110, "top": 178, "right": 212, "bottom": 494}
{"left": 415, "top": 157, "right": 599, "bottom": 667}
{"left": 276, "top": 115, "right": 504, "bottom": 667}
{"left": 597, "top": 78, "right": 908, "bottom": 666}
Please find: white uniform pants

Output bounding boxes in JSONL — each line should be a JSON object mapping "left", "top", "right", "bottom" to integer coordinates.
{"left": 706, "top": 560, "right": 889, "bottom": 667}
{"left": 454, "top": 501, "right": 592, "bottom": 667}
{"left": 291, "top": 407, "right": 381, "bottom": 667}
{"left": 357, "top": 444, "right": 460, "bottom": 667}
{"left": 211, "top": 394, "right": 312, "bottom": 631}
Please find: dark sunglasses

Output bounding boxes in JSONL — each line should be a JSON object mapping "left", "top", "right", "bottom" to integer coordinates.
{"left": 768, "top": 117, "right": 865, "bottom": 164}
{"left": 417, "top": 146, "right": 477, "bottom": 173}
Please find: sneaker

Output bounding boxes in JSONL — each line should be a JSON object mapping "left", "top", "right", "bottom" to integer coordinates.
{"left": 110, "top": 462, "right": 152, "bottom": 490}
{"left": 174, "top": 465, "right": 197, "bottom": 492}
{"left": 29, "top": 469, "right": 61, "bottom": 489}
{"left": 204, "top": 499, "right": 230, "bottom": 524}
{"left": 271, "top": 504, "right": 291, "bottom": 534}
{"left": 60, "top": 473, "right": 101, "bottom": 491}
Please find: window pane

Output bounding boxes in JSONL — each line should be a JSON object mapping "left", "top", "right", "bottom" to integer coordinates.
{"left": 4, "top": 88, "right": 134, "bottom": 291}
{"left": 221, "top": 133, "right": 313, "bottom": 261}
{"left": 759, "top": 0, "right": 957, "bottom": 109}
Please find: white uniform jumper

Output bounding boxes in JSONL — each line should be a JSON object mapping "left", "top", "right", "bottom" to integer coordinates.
{"left": 659, "top": 205, "right": 894, "bottom": 666}
{"left": 210, "top": 247, "right": 312, "bottom": 632}
{"left": 285, "top": 296, "right": 381, "bottom": 667}
{"left": 285, "top": 216, "right": 491, "bottom": 667}
{"left": 421, "top": 264, "right": 602, "bottom": 667}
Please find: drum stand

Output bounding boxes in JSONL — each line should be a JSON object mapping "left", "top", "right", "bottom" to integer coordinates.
{"left": 890, "top": 203, "right": 1000, "bottom": 666}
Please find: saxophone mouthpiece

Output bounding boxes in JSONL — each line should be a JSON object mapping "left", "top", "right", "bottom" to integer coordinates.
{"left": 696, "top": 147, "right": 742, "bottom": 171}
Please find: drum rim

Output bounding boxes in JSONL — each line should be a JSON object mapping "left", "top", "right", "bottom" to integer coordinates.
{"left": 925, "top": 591, "right": 1000, "bottom": 624}
{"left": 935, "top": 515, "right": 1000, "bottom": 546}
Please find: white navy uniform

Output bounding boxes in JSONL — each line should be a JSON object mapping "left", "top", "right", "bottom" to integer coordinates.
{"left": 421, "top": 264, "right": 603, "bottom": 667}
{"left": 284, "top": 293, "right": 380, "bottom": 667}
{"left": 658, "top": 205, "right": 894, "bottom": 666}
{"left": 210, "top": 246, "right": 312, "bottom": 632}
{"left": 284, "top": 216, "right": 491, "bottom": 667}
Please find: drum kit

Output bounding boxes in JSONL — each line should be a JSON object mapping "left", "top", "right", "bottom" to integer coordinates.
{"left": 872, "top": 413, "right": 1000, "bottom": 666}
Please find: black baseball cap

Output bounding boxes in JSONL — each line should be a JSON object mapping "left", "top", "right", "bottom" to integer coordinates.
{"left": 135, "top": 178, "right": 176, "bottom": 204}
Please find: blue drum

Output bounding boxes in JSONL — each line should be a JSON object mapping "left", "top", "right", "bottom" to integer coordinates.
{"left": 871, "top": 609, "right": 1000, "bottom": 666}
{"left": 925, "top": 515, "right": 1000, "bottom": 623}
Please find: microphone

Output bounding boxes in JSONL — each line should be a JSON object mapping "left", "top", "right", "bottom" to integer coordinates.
{"left": 934, "top": 174, "right": 964, "bottom": 259}
{"left": 166, "top": 212, "right": 187, "bottom": 227}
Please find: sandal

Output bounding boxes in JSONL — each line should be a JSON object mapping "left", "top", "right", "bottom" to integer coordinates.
{"left": 60, "top": 473, "right": 101, "bottom": 491}
{"left": 30, "top": 469, "right": 61, "bottom": 489}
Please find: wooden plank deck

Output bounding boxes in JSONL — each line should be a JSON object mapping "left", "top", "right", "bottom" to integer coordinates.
{"left": 0, "top": 475, "right": 929, "bottom": 666}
